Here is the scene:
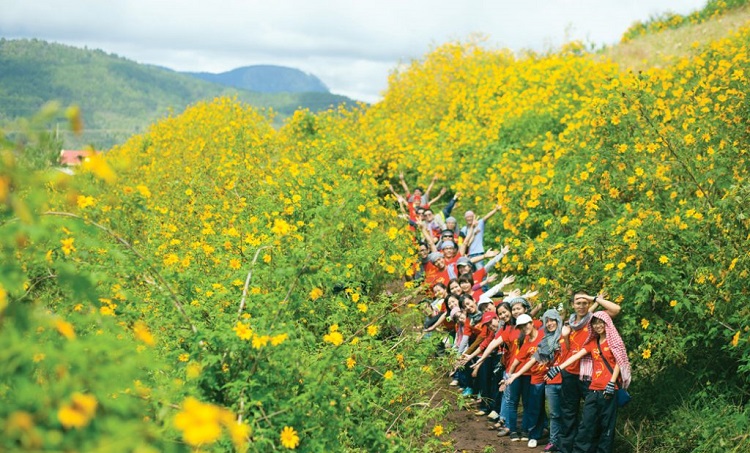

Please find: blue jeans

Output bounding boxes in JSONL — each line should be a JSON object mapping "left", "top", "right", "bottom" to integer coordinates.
{"left": 523, "top": 382, "right": 546, "bottom": 439}
{"left": 546, "top": 383, "right": 562, "bottom": 446}
{"left": 503, "top": 374, "right": 526, "bottom": 433}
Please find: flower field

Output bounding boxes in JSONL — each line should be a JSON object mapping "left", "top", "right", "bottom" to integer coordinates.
{"left": 3, "top": 3, "right": 750, "bottom": 451}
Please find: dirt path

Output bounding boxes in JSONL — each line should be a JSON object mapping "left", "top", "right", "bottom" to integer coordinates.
{"left": 441, "top": 377, "right": 546, "bottom": 453}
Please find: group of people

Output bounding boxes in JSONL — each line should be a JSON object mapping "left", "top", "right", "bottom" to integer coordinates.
{"left": 390, "top": 174, "right": 632, "bottom": 453}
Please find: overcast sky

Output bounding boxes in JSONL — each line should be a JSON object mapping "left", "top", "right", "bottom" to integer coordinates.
{"left": 2, "top": 0, "right": 708, "bottom": 103}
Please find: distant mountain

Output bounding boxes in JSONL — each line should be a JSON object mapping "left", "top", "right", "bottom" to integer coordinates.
{"left": 186, "top": 65, "right": 330, "bottom": 93}
{"left": 0, "top": 39, "right": 358, "bottom": 149}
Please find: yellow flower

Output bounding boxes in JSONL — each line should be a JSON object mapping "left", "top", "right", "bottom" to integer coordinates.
{"left": 186, "top": 362, "right": 202, "bottom": 379}
{"left": 136, "top": 185, "right": 151, "bottom": 198}
{"left": 670, "top": 300, "right": 677, "bottom": 307}
{"left": 57, "top": 393, "right": 98, "bottom": 429}
{"left": 323, "top": 331, "right": 344, "bottom": 346}
{"left": 133, "top": 321, "right": 155, "bottom": 346}
{"left": 263, "top": 253, "right": 272, "bottom": 263}
{"left": 0, "top": 285, "right": 7, "bottom": 313}
{"left": 309, "top": 287, "right": 323, "bottom": 300}
{"left": 7, "top": 411, "right": 34, "bottom": 432}
{"left": 384, "top": 370, "right": 394, "bottom": 380}
{"left": 641, "top": 318, "right": 650, "bottom": 330}
{"left": 252, "top": 335, "right": 270, "bottom": 349}
{"left": 55, "top": 319, "right": 76, "bottom": 339}
{"left": 659, "top": 255, "right": 669, "bottom": 264}
{"left": 33, "top": 353, "right": 45, "bottom": 362}
{"left": 174, "top": 397, "right": 223, "bottom": 446}
{"left": 229, "top": 258, "right": 241, "bottom": 270}
{"left": 61, "top": 238, "right": 76, "bottom": 256}
{"left": 271, "top": 333, "right": 288, "bottom": 346}
{"left": 731, "top": 331, "right": 741, "bottom": 347}
{"left": 351, "top": 292, "right": 361, "bottom": 302}
{"left": 76, "top": 195, "right": 96, "bottom": 209}
{"left": 233, "top": 321, "right": 253, "bottom": 340}
{"left": 280, "top": 426, "right": 300, "bottom": 449}
{"left": 225, "top": 420, "right": 250, "bottom": 449}
{"left": 642, "top": 349, "right": 651, "bottom": 359}
{"left": 271, "top": 218, "right": 291, "bottom": 236}
{"left": 357, "top": 303, "right": 368, "bottom": 313}
{"left": 367, "top": 325, "right": 379, "bottom": 337}
{"left": 346, "top": 357, "right": 356, "bottom": 369}
{"left": 163, "top": 253, "right": 179, "bottom": 266}
{"left": 81, "top": 152, "right": 116, "bottom": 183}
{"left": 178, "top": 353, "right": 190, "bottom": 362}
{"left": 433, "top": 424, "right": 444, "bottom": 436}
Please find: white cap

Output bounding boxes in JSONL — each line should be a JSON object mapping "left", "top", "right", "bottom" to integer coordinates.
{"left": 515, "top": 313, "right": 533, "bottom": 327}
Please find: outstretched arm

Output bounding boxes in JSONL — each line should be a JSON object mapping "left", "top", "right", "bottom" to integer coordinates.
{"left": 421, "top": 222, "right": 439, "bottom": 253}
{"left": 442, "top": 192, "right": 460, "bottom": 218}
{"left": 484, "top": 245, "right": 510, "bottom": 272}
{"left": 427, "top": 187, "right": 447, "bottom": 206}
{"left": 460, "top": 222, "right": 477, "bottom": 255}
{"left": 398, "top": 172, "right": 410, "bottom": 194}
{"left": 506, "top": 357, "right": 538, "bottom": 385}
{"left": 482, "top": 204, "right": 502, "bottom": 222}
{"left": 423, "top": 174, "right": 439, "bottom": 200}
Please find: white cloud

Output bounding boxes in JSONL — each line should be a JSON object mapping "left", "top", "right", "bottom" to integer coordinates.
{"left": 0, "top": 0, "right": 708, "bottom": 102}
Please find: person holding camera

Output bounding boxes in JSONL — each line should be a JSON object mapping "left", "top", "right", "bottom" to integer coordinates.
{"left": 545, "top": 311, "right": 631, "bottom": 453}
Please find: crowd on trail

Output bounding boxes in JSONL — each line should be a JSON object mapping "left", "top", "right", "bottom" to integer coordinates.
{"left": 388, "top": 174, "right": 632, "bottom": 453}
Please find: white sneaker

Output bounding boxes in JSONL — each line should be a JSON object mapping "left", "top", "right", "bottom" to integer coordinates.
{"left": 486, "top": 410, "right": 499, "bottom": 420}
{"left": 449, "top": 379, "right": 459, "bottom": 386}
{"left": 528, "top": 439, "right": 538, "bottom": 448}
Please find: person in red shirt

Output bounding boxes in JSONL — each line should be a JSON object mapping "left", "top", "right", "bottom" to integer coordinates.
{"left": 506, "top": 309, "right": 565, "bottom": 449}
{"left": 546, "top": 311, "right": 631, "bottom": 453}
{"left": 424, "top": 252, "right": 450, "bottom": 288}
{"left": 502, "top": 313, "right": 543, "bottom": 443}
{"left": 556, "top": 291, "right": 622, "bottom": 453}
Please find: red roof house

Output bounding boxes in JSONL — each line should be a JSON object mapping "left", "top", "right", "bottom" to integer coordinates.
{"left": 60, "top": 150, "right": 93, "bottom": 166}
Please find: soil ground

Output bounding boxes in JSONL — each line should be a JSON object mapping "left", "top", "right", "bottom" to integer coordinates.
{"left": 441, "top": 376, "right": 547, "bottom": 453}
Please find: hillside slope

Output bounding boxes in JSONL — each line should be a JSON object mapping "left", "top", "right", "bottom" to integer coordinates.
{"left": 0, "top": 39, "right": 356, "bottom": 149}
{"left": 599, "top": 3, "right": 750, "bottom": 70}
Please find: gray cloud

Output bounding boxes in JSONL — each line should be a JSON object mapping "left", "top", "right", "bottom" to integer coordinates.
{"left": 1, "top": 0, "right": 708, "bottom": 102}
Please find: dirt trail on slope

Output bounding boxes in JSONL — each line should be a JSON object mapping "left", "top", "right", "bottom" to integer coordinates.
{"left": 440, "top": 377, "right": 545, "bottom": 453}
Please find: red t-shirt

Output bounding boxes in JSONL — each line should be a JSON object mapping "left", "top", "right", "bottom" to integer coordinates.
{"left": 463, "top": 313, "right": 483, "bottom": 338}
{"left": 529, "top": 339, "right": 566, "bottom": 385}
{"left": 515, "top": 330, "right": 543, "bottom": 376}
{"left": 584, "top": 338, "right": 619, "bottom": 391}
{"left": 479, "top": 323, "right": 498, "bottom": 349}
{"left": 424, "top": 263, "right": 450, "bottom": 288}
{"left": 498, "top": 326, "right": 519, "bottom": 370}
{"left": 565, "top": 323, "right": 590, "bottom": 375}
{"left": 443, "top": 253, "right": 461, "bottom": 270}
{"left": 440, "top": 301, "right": 456, "bottom": 332}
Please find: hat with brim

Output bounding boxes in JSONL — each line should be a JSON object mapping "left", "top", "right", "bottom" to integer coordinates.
{"left": 515, "top": 313, "right": 533, "bottom": 328}
{"left": 480, "top": 311, "right": 498, "bottom": 326}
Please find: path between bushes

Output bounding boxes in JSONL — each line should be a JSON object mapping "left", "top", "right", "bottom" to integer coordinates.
{"left": 441, "top": 376, "right": 542, "bottom": 453}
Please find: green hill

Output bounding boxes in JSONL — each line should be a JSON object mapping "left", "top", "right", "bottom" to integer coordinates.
{"left": 0, "top": 39, "right": 358, "bottom": 149}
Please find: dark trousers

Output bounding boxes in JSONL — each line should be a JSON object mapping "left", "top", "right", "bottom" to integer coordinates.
{"left": 559, "top": 371, "right": 591, "bottom": 453}
{"left": 573, "top": 391, "right": 617, "bottom": 453}
{"left": 478, "top": 353, "right": 502, "bottom": 412}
